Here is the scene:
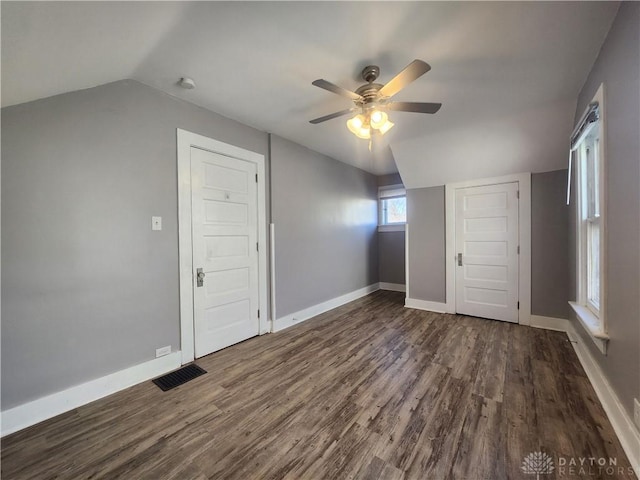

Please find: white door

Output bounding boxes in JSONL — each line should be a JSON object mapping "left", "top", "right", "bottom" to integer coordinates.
{"left": 455, "top": 182, "right": 519, "bottom": 323}
{"left": 191, "top": 147, "right": 260, "bottom": 357}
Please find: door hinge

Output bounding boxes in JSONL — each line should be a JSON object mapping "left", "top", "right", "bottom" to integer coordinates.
{"left": 517, "top": 301, "right": 520, "bottom": 310}
{"left": 517, "top": 190, "right": 520, "bottom": 199}
{"left": 517, "top": 245, "right": 520, "bottom": 254}
{"left": 255, "top": 173, "right": 258, "bottom": 183}
{"left": 257, "top": 309, "right": 260, "bottom": 319}
{"left": 256, "top": 242, "right": 259, "bottom": 252}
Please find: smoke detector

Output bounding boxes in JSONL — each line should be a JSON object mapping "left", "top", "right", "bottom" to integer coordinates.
{"left": 179, "top": 77, "right": 196, "bottom": 89}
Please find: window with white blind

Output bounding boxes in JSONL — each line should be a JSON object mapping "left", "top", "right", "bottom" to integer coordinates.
{"left": 569, "top": 84, "right": 608, "bottom": 354}
{"left": 378, "top": 185, "right": 406, "bottom": 232}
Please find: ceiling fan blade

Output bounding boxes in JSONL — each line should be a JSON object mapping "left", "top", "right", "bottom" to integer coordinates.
{"left": 312, "top": 79, "right": 363, "bottom": 101}
{"left": 309, "top": 108, "right": 356, "bottom": 124}
{"left": 386, "top": 102, "right": 442, "bottom": 114}
{"left": 378, "top": 60, "right": 432, "bottom": 98}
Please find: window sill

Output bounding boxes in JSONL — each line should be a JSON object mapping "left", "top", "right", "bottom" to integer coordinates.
{"left": 378, "top": 224, "right": 406, "bottom": 233}
{"left": 569, "top": 301, "right": 609, "bottom": 355}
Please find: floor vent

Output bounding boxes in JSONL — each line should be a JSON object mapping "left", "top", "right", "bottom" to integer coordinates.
{"left": 152, "top": 364, "right": 207, "bottom": 391}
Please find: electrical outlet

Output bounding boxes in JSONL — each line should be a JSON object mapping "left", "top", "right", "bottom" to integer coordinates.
{"left": 156, "top": 345, "right": 171, "bottom": 358}
{"left": 152, "top": 216, "right": 162, "bottom": 231}
{"left": 634, "top": 398, "right": 640, "bottom": 431}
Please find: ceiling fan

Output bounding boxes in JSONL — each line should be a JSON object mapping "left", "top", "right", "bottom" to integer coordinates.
{"left": 309, "top": 59, "right": 442, "bottom": 147}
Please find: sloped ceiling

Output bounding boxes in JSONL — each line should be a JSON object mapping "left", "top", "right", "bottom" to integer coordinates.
{"left": 1, "top": 2, "right": 619, "bottom": 186}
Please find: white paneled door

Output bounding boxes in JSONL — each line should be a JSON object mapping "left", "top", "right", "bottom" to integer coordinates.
{"left": 455, "top": 182, "right": 519, "bottom": 323}
{"left": 191, "top": 147, "right": 260, "bottom": 358}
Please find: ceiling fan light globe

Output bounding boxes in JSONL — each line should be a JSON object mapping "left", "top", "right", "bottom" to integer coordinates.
{"left": 347, "top": 114, "right": 371, "bottom": 138}
{"left": 346, "top": 114, "right": 365, "bottom": 133}
{"left": 355, "top": 127, "right": 371, "bottom": 139}
{"left": 370, "top": 110, "right": 387, "bottom": 129}
{"left": 378, "top": 120, "right": 394, "bottom": 135}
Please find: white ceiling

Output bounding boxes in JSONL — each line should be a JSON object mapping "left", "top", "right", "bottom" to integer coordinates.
{"left": 2, "top": 2, "right": 619, "bottom": 186}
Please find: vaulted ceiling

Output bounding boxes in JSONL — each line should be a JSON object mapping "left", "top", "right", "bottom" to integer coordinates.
{"left": 2, "top": 2, "right": 619, "bottom": 186}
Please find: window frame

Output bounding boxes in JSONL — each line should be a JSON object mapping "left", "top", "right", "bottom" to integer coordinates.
{"left": 378, "top": 184, "right": 406, "bottom": 232}
{"left": 569, "top": 84, "right": 608, "bottom": 354}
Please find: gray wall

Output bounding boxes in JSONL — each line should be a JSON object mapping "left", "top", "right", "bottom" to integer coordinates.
{"left": 377, "top": 173, "right": 403, "bottom": 187}
{"left": 406, "top": 174, "right": 572, "bottom": 315}
{"left": 569, "top": 2, "right": 639, "bottom": 419}
{"left": 1, "top": 80, "right": 270, "bottom": 410}
{"left": 270, "top": 135, "right": 378, "bottom": 318}
{"left": 531, "top": 170, "right": 569, "bottom": 319}
{"left": 379, "top": 233, "right": 405, "bottom": 285}
{"left": 378, "top": 173, "right": 406, "bottom": 286}
{"left": 407, "top": 186, "right": 446, "bottom": 302}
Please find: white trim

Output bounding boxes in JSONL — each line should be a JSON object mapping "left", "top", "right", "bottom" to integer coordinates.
{"left": 569, "top": 301, "right": 609, "bottom": 354}
{"left": 569, "top": 322, "right": 640, "bottom": 473}
{"left": 405, "top": 298, "right": 448, "bottom": 313}
{"left": 528, "top": 317, "right": 639, "bottom": 471}
{"left": 269, "top": 223, "right": 276, "bottom": 332}
{"left": 379, "top": 282, "right": 406, "bottom": 292}
{"left": 1, "top": 352, "right": 181, "bottom": 437}
{"left": 378, "top": 224, "right": 405, "bottom": 233}
{"left": 530, "top": 315, "right": 571, "bottom": 333}
{"left": 444, "top": 187, "right": 455, "bottom": 314}
{"left": 573, "top": 83, "right": 608, "bottom": 342}
{"left": 273, "top": 283, "right": 379, "bottom": 332}
{"left": 177, "top": 129, "right": 269, "bottom": 364}
{"left": 405, "top": 223, "right": 410, "bottom": 297}
{"left": 445, "top": 172, "right": 531, "bottom": 323}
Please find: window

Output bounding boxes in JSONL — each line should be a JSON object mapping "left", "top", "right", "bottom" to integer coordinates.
{"left": 583, "top": 136, "right": 600, "bottom": 312}
{"left": 378, "top": 185, "right": 406, "bottom": 231}
{"left": 569, "top": 84, "right": 607, "bottom": 353}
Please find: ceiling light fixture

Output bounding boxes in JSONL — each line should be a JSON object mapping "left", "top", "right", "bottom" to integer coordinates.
{"left": 310, "top": 60, "right": 441, "bottom": 148}
{"left": 346, "top": 113, "right": 371, "bottom": 139}
{"left": 346, "top": 109, "right": 394, "bottom": 140}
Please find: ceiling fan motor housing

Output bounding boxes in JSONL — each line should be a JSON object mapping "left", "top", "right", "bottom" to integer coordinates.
{"left": 357, "top": 65, "right": 384, "bottom": 106}
{"left": 355, "top": 83, "right": 384, "bottom": 105}
{"left": 361, "top": 65, "right": 380, "bottom": 83}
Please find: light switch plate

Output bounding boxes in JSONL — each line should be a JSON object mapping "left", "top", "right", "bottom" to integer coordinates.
{"left": 152, "top": 216, "right": 162, "bottom": 231}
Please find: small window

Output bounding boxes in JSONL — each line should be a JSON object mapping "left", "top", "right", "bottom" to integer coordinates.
{"left": 582, "top": 136, "right": 601, "bottom": 313}
{"left": 569, "top": 84, "right": 607, "bottom": 353}
{"left": 379, "top": 185, "right": 406, "bottom": 231}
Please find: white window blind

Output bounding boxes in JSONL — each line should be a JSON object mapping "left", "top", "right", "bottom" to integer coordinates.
{"left": 567, "top": 103, "right": 599, "bottom": 205}
{"left": 379, "top": 186, "right": 406, "bottom": 200}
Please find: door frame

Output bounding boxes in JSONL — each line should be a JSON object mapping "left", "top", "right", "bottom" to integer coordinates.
{"left": 177, "top": 129, "right": 269, "bottom": 365}
{"left": 444, "top": 172, "right": 531, "bottom": 325}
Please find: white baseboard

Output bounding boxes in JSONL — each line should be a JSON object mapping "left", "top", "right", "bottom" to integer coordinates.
{"left": 379, "top": 282, "right": 406, "bottom": 292}
{"left": 567, "top": 321, "right": 640, "bottom": 473}
{"left": 530, "top": 314, "right": 571, "bottom": 333}
{"left": 1, "top": 351, "right": 182, "bottom": 437}
{"left": 405, "top": 298, "right": 448, "bottom": 313}
{"left": 273, "top": 283, "right": 380, "bottom": 332}
{"left": 531, "top": 316, "right": 639, "bottom": 471}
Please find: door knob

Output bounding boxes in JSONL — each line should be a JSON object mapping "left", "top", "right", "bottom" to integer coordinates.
{"left": 196, "top": 268, "right": 205, "bottom": 287}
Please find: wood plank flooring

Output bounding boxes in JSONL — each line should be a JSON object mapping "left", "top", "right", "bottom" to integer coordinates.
{"left": 1, "top": 291, "right": 635, "bottom": 479}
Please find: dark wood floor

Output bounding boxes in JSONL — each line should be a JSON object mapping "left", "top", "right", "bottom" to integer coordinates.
{"left": 1, "top": 291, "right": 635, "bottom": 479}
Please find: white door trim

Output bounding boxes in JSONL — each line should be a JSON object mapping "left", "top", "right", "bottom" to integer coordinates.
{"left": 177, "top": 129, "right": 269, "bottom": 365}
{"left": 445, "top": 172, "right": 531, "bottom": 325}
